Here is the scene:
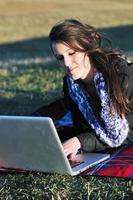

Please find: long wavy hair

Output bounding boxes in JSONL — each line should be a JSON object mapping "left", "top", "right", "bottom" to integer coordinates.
{"left": 49, "top": 19, "right": 129, "bottom": 117}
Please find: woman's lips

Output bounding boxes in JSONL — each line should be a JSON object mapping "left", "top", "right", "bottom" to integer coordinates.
{"left": 67, "top": 67, "right": 77, "bottom": 74}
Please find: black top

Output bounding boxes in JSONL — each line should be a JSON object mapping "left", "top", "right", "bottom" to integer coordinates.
{"left": 62, "top": 60, "right": 133, "bottom": 145}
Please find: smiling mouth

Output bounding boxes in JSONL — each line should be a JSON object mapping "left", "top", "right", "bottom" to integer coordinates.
{"left": 67, "top": 67, "right": 77, "bottom": 74}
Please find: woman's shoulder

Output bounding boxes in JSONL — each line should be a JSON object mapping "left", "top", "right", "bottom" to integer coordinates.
{"left": 126, "top": 61, "right": 133, "bottom": 75}
{"left": 119, "top": 60, "right": 133, "bottom": 99}
{"left": 126, "top": 62, "right": 133, "bottom": 89}
{"left": 112, "top": 56, "right": 133, "bottom": 78}
{"left": 122, "top": 60, "right": 133, "bottom": 81}
{"left": 109, "top": 56, "right": 133, "bottom": 95}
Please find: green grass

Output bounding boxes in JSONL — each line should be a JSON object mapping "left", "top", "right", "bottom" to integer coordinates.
{"left": 0, "top": 0, "right": 133, "bottom": 199}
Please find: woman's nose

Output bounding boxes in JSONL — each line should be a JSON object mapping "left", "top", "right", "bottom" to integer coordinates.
{"left": 64, "top": 57, "right": 71, "bottom": 67}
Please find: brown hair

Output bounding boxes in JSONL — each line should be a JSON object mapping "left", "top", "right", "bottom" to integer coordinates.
{"left": 49, "top": 19, "right": 129, "bottom": 117}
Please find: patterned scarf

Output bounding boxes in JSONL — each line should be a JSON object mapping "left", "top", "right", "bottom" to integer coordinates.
{"left": 67, "top": 70, "right": 129, "bottom": 147}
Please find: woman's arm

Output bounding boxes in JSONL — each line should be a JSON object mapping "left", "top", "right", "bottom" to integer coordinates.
{"left": 62, "top": 131, "right": 109, "bottom": 159}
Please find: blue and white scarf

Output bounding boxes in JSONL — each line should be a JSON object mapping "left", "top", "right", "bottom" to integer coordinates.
{"left": 67, "top": 71, "right": 129, "bottom": 147}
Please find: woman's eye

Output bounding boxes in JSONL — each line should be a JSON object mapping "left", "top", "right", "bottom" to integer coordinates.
{"left": 69, "top": 52, "right": 75, "bottom": 56}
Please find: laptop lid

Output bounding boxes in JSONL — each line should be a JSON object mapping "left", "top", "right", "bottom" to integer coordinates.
{"left": 0, "top": 116, "right": 73, "bottom": 174}
{"left": 0, "top": 116, "right": 110, "bottom": 176}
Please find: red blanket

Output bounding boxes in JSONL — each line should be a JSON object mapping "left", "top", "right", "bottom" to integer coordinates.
{"left": 82, "top": 143, "right": 133, "bottom": 179}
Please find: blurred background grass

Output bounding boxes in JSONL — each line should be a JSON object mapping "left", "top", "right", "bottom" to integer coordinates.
{"left": 0, "top": 0, "right": 133, "bottom": 199}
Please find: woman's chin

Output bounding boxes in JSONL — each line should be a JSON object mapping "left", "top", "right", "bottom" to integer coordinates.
{"left": 71, "top": 74, "right": 80, "bottom": 80}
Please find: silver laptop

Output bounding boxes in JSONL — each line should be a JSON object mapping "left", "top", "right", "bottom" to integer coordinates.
{"left": 0, "top": 116, "right": 110, "bottom": 176}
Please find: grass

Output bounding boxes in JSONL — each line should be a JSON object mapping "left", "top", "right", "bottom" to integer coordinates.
{"left": 0, "top": 0, "right": 133, "bottom": 199}
{"left": 0, "top": 0, "right": 133, "bottom": 42}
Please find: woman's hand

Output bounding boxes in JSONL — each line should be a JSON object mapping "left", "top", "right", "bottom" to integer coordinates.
{"left": 62, "top": 137, "right": 81, "bottom": 160}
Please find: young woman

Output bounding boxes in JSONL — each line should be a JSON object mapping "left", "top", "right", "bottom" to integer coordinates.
{"left": 32, "top": 19, "right": 133, "bottom": 160}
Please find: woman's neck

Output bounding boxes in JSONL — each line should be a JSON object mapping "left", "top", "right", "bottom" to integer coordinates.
{"left": 82, "top": 66, "right": 95, "bottom": 85}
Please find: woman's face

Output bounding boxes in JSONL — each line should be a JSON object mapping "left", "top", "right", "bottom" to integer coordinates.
{"left": 52, "top": 42, "right": 94, "bottom": 82}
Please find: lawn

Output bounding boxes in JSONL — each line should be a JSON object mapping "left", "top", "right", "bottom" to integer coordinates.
{"left": 0, "top": 0, "right": 133, "bottom": 199}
